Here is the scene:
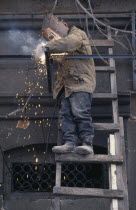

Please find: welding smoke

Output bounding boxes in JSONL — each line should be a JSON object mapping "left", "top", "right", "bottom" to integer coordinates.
{"left": 8, "top": 29, "right": 46, "bottom": 55}
{"left": 33, "top": 41, "right": 47, "bottom": 65}
{"left": 8, "top": 29, "right": 47, "bottom": 64}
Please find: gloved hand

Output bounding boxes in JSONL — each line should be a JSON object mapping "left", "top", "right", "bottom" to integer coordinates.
{"left": 33, "top": 41, "right": 47, "bottom": 65}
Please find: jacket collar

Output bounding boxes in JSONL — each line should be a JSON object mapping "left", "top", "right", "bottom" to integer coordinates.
{"left": 69, "top": 26, "right": 77, "bottom": 34}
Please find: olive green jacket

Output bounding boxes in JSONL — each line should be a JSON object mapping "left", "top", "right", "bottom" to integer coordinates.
{"left": 46, "top": 26, "right": 96, "bottom": 99}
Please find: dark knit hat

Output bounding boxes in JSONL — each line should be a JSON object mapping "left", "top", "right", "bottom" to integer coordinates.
{"left": 42, "top": 13, "right": 68, "bottom": 37}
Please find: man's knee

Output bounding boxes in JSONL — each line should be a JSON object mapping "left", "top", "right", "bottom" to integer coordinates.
{"left": 59, "top": 98, "right": 71, "bottom": 116}
{"left": 70, "top": 92, "right": 92, "bottom": 118}
{"left": 72, "top": 107, "right": 82, "bottom": 119}
{"left": 72, "top": 107, "right": 90, "bottom": 120}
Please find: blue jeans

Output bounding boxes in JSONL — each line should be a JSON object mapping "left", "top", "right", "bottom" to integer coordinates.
{"left": 58, "top": 92, "right": 94, "bottom": 146}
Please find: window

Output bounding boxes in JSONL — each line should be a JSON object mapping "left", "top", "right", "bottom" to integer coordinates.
{"left": 12, "top": 162, "right": 109, "bottom": 192}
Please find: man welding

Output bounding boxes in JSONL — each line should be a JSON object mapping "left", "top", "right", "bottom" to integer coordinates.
{"left": 37, "top": 14, "right": 96, "bottom": 155}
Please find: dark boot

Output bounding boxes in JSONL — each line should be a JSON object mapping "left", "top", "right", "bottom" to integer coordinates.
{"left": 75, "top": 143, "right": 94, "bottom": 155}
{"left": 52, "top": 142, "right": 76, "bottom": 154}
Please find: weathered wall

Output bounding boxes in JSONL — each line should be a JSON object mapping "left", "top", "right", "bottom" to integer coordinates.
{"left": 4, "top": 197, "right": 110, "bottom": 210}
{"left": 0, "top": 0, "right": 135, "bottom": 210}
{"left": 127, "top": 119, "right": 136, "bottom": 210}
{"left": 0, "top": 0, "right": 136, "bottom": 13}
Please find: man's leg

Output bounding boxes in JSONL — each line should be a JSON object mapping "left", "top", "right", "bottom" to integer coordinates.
{"left": 52, "top": 96, "right": 78, "bottom": 153}
{"left": 69, "top": 92, "right": 94, "bottom": 154}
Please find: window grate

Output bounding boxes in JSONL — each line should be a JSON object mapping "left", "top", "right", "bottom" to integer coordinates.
{"left": 12, "top": 163, "right": 109, "bottom": 192}
{"left": 61, "top": 163, "right": 109, "bottom": 189}
{"left": 12, "top": 163, "right": 56, "bottom": 192}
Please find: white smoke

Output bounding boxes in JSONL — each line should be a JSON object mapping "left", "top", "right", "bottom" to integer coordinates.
{"left": 8, "top": 29, "right": 46, "bottom": 55}
{"left": 33, "top": 41, "right": 48, "bottom": 65}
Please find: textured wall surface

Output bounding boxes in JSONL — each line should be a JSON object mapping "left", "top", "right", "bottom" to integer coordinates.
{"left": 0, "top": 0, "right": 135, "bottom": 210}
{"left": 127, "top": 119, "right": 136, "bottom": 210}
{"left": 0, "top": 0, "right": 136, "bottom": 13}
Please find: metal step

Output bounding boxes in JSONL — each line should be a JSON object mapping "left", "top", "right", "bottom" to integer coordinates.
{"left": 53, "top": 187, "right": 124, "bottom": 199}
{"left": 55, "top": 154, "right": 123, "bottom": 163}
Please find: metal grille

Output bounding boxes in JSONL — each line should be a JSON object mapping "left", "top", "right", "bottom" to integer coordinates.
{"left": 12, "top": 163, "right": 56, "bottom": 192}
{"left": 61, "top": 163, "right": 109, "bottom": 189}
{"left": 12, "top": 163, "right": 109, "bottom": 192}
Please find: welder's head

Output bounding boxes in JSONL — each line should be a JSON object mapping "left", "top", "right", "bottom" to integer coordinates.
{"left": 41, "top": 14, "right": 69, "bottom": 41}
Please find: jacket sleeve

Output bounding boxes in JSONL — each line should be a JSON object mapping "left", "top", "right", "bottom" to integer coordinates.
{"left": 46, "top": 31, "right": 83, "bottom": 53}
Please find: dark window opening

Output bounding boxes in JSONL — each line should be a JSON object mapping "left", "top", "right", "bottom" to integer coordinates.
{"left": 12, "top": 162, "right": 109, "bottom": 192}
{"left": 12, "top": 163, "right": 56, "bottom": 192}
{"left": 62, "top": 163, "right": 109, "bottom": 189}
